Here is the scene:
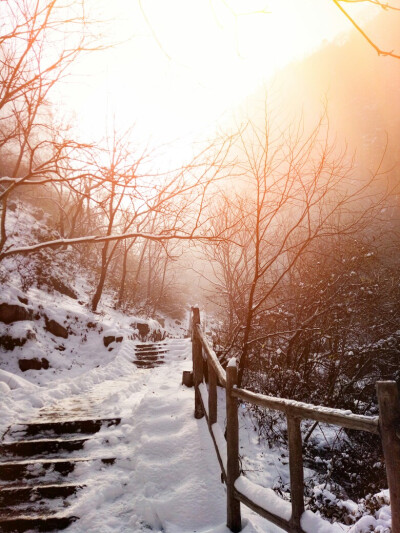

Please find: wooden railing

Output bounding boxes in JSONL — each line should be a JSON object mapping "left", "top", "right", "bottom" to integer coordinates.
{"left": 189, "top": 307, "right": 400, "bottom": 533}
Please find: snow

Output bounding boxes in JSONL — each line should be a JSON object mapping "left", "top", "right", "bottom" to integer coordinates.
{"left": 0, "top": 202, "right": 393, "bottom": 532}
{"left": 0, "top": 381, "right": 10, "bottom": 393}
{"left": 0, "top": 368, "right": 38, "bottom": 390}
{"left": 301, "top": 510, "right": 344, "bottom": 532}
{"left": 199, "top": 381, "right": 209, "bottom": 416}
{"left": 227, "top": 357, "right": 237, "bottom": 368}
{"left": 1, "top": 332, "right": 280, "bottom": 532}
{"left": 212, "top": 422, "right": 228, "bottom": 473}
{"left": 235, "top": 476, "right": 292, "bottom": 522}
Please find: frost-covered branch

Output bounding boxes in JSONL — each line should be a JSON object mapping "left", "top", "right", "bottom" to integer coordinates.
{"left": 0, "top": 230, "right": 227, "bottom": 261}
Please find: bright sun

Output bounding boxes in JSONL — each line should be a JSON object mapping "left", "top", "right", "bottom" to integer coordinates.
{"left": 60, "top": 0, "right": 374, "bottom": 151}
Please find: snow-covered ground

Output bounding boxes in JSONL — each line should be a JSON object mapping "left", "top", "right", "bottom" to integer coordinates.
{"left": 0, "top": 330, "right": 389, "bottom": 533}
{"left": 0, "top": 202, "right": 392, "bottom": 532}
{"left": 1, "top": 332, "right": 283, "bottom": 532}
{"left": 0, "top": 332, "right": 392, "bottom": 532}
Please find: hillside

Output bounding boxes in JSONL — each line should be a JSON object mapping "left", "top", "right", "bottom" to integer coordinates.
{"left": 0, "top": 201, "right": 394, "bottom": 532}
{"left": 0, "top": 200, "right": 185, "bottom": 425}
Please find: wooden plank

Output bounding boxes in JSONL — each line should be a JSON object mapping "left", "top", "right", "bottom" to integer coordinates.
{"left": 287, "top": 416, "right": 304, "bottom": 532}
{"left": 376, "top": 381, "right": 400, "bottom": 533}
{"left": 232, "top": 388, "right": 379, "bottom": 434}
{"left": 208, "top": 359, "right": 217, "bottom": 426}
{"left": 192, "top": 308, "right": 204, "bottom": 419}
{"left": 226, "top": 363, "right": 242, "bottom": 532}
{"left": 195, "top": 324, "right": 226, "bottom": 387}
{"left": 234, "top": 489, "right": 295, "bottom": 532}
{"left": 197, "top": 380, "right": 227, "bottom": 481}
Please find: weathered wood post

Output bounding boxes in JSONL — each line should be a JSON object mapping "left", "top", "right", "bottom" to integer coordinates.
{"left": 376, "top": 381, "right": 400, "bottom": 533}
{"left": 287, "top": 416, "right": 305, "bottom": 532}
{"left": 192, "top": 307, "right": 204, "bottom": 419}
{"left": 226, "top": 360, "right": 242, "bottom": 532}
{"left": 208, "top": 358, "right": 217, "bottom": 426}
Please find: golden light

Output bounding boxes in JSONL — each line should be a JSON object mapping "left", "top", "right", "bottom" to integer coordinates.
{"left": 59, "top": 0, "right": 376, "bottom": 153}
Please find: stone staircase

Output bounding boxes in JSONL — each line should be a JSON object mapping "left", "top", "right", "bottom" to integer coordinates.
{"left": 132, "top": 342, "right": 168, "bottom": 369}
{"left": 0, "top": 341, "right": 174, "bottom": 531}
{"left": 0, "top": 416, "right": 120, "bottom": 531}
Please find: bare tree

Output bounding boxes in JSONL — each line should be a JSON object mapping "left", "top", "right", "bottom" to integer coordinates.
{"left": 332, "top": 0, "right": 400, "bottom": 59}
{"left": 85, "top": 129, "right": 236, "bottom": 312}
{"left": 0, "top": 0, "right": 105, "bottom": 255}
{"left": 202, "top": 110, "right": 387, "bottom": 386}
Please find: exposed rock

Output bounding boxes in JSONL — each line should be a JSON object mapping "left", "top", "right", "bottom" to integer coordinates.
{"left": 0, "top": 303, "right": 33, "bottom": 324}
{"left": 48, "top": 277, "right": 77, "bottom": 300}
{"left": 0, "top": 335, "right": 27, "bottom": 350}
{"left": 44, "top": 316, "right": 68, "bottom": 339}
{"left": 103, "top": 336, "right": 115, "bottom": 347}
{"left": 157, "top": 318, "right": 165, "bottom": 328}
{"left": 18, "top": 357, "right": 50, "bottom": 372}
{"left": 87, "top": 321, "right": 97, "bottom": 329}
{"left": 103, "top": 334, "right": 123, "bottom": 347}
{"left": 137, "top": 322, "right": 150, "bottom": 338}
{"left": 17, "top": 296, "right": 29, "bottom": 305}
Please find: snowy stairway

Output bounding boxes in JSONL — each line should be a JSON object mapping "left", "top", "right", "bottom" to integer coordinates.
{"left": 133, "top": 342, "right": 168, "bottom": 369}
{"left": 0, "top": 417, "right": 120, "bottom": 531}
{"left": 0, "top": 436, "right": 91, "bottom": 457}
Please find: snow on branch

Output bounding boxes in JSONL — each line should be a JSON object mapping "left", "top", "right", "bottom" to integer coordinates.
{"left": 0, "top": 231, "right": 227, "bottom": 260}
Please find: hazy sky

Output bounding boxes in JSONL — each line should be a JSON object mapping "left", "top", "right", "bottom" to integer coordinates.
{"left": 57, "top": 0, "right": 374, "bottom": 152}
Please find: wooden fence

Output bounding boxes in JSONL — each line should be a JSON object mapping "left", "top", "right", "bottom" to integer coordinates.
{"left": 189, "top": 307, "right": 400, "bottom": 533}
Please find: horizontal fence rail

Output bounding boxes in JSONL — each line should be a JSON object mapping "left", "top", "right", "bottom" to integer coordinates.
{"left": 189, "top": 307, "right": 400, "bottom": 533}
{"left": 231, "top": 388, "right": 380, "bottom": 435}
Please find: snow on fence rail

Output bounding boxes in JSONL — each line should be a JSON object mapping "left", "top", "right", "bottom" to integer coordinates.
{"left": 189, "top": 307, "right": 400, "bottom": 533}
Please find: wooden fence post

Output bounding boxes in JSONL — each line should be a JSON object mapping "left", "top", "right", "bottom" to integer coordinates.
{"left": 287, "top": 416, "right": 305, "bottom": 532}
{"left": 208, "top": 359, "right": 217, "bottom": 426}
{"left": 226, "top": 361, "right": 242, "bottom": 532}
{"left": 192, "top": 307, "right": 204, "bottom": 419}
{"left": 376, "top": 381, "right": 400, "bottom": 533}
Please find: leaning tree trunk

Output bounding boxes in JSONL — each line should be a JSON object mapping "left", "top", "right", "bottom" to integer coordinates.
{"left": 0, "top": 194, "right": 8, "bottom": 256}
{"left": 117, "top": 239, "right": 135, "bottom": 308}
{"left": 91, "top": 240, "right": 110, "bottom": 312}
{"left": 91, "top": 181, "right": 117, "bottom": 312}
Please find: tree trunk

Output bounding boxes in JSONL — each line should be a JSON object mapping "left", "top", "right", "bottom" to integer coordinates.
{"left": 117, "top": 240, "right": 133, "bottom": 308}
{"left": 91, "top": 240, "right": 110, "bottom": 312}
{"left": 0, "top": 193, "right": 9, "bottom": 256}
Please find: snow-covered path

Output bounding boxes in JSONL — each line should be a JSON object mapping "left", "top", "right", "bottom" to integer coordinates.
{"left": 65, "top": 338, "right": 230, "bottom": 532}
{"left": 64, "top": 338, "right": 281, "bottom": 532}
{"left": 2, "top": 337, "right": 280, "bottom": 532}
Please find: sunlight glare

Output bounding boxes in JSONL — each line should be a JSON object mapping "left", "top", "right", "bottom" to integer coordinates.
{"left": 59, "top": 0, "right": 375, "bottom": 156}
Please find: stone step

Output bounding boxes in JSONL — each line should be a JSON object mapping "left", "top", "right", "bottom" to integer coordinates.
{"left": 133, "top": 360, "right": 165, "bottom": 369}
{"left": 0, "top": 436, "right": 90, "bottom": 458}
{"left": 11, "top": 417, "right": 121, "bottom": 439}
{"left": 0, "top": 506, "right": 58, "bottom": 519}
{"left": 135, "top": 343, "right": 167, "bottom": 348}
{"left": 135, "top": 349, "right": 167, "bottom": 355}
{"left": 0, "top": 514, "right": 77, "bottom": 532}
{"left": 0, "top": 482, "right": 84, "bottom": 507}
{"left": 135, "top": 353, "right": 165, "bottom": 361}
{"left": 0, "top": 456, "right": 115, "bottom": 482}
{"left": 135, "top": 343, "right": 167, "bottom": 350}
